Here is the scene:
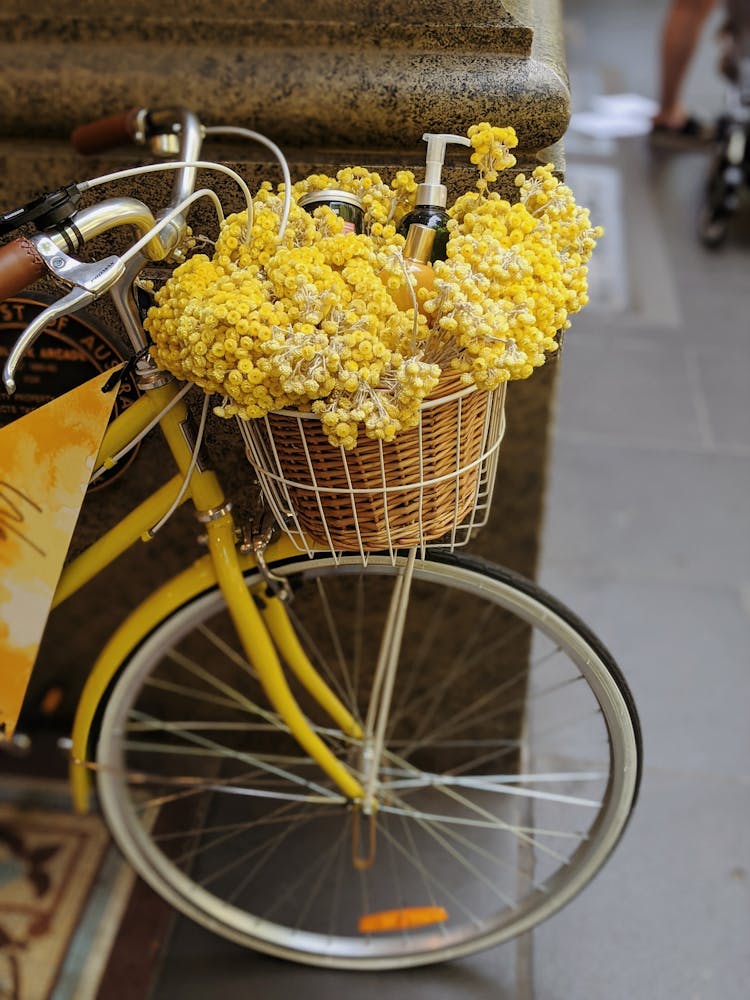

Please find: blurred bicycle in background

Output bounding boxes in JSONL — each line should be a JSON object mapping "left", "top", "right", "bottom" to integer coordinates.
{"left": 698, "top": 0, "right": 750, "bottom": 246}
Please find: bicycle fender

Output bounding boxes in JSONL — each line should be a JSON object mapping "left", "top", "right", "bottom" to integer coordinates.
{"left": 69, "top": 552, "right": 220, "bottom": 813}
{"left": 68, "top": 531, "right": 304, "bottom": 813}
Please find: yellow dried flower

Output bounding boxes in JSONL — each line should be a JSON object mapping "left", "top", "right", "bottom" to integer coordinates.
{"left": 145, "top": 123, "right": 600, "bottom": 447}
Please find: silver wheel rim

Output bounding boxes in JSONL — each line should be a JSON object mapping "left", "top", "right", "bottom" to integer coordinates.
{"left": 97, "top": 555, "right": 640, "bottom": 969}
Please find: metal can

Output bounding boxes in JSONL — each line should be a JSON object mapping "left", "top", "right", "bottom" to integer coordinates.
{"left": 298, "top": 188, "right": 365, "bottom": 235}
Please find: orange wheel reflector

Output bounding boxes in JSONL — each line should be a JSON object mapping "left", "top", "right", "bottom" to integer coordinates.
{"left": 358, "top": 906, "right": 448, "bottom": 934}
{"left": 40, "top": 685, "right": 64, "bottom": 716}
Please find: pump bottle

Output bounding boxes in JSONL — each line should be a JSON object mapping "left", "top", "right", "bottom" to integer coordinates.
{"left": 398, "top": 132, "right": 472, "bottom": 261}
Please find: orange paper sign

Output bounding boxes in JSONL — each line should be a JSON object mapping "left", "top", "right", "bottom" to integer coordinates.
{"left": 0, "top": 368, "right": 120, "bottom": 738}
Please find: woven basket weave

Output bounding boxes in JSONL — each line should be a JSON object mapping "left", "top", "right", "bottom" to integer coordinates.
{"left": 247, "top": 371, "right": 494, "bottom": 551}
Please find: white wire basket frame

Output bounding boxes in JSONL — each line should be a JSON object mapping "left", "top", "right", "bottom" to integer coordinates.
{"left": 239, "top": 381, "right": 507, "bottom": 565}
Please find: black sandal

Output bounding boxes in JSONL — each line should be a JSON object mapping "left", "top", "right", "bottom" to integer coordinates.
{"left": 651, "top": 116, "right": 716, "bottom": 146}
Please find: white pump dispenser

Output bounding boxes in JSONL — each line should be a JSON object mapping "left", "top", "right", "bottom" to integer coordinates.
{"left": 417, "top": 132, "right": 472, "bottom": 208}
{"left": 398, "top": 131, "right": 473, "bottom": 261}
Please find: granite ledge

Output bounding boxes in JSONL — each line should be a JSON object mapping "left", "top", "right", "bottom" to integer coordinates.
{"left": 0, "top": 16, "right": 533, "bottom": 54}
{"left": 0, "top": 46, "right": 570, "bottom": 151}
{"left": 0, "top": 0, "right": 526, "bottom": 26}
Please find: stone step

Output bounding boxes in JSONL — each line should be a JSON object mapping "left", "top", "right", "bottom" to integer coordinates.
{"left": 0, "top": 9, "right": 532, "bottom": 52}
{"left": 0, "top": 44, "right": 567, "bottom": 150}
{"left": 0, "top": 0, "right": 533, "bottom": 32}
{"left": 0, "top": 1, "right": 568, "bottom": 151}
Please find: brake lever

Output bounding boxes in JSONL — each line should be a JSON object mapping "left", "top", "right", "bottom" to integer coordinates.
{"left": 3, "top": 237, "right": 126, "bottom": 395}
{"left": 3, "top": 287, "right": 96, "bottom": 394}
{"left": 32, "top": 235, "right": 125, "bottom": 293}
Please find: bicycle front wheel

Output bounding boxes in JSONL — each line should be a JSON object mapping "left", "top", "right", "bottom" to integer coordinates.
{"left": 96, "top": 551, "right": 641, "bottom": 970}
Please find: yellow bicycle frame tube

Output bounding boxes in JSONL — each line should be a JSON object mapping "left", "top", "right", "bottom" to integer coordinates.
{"left": 65, "top": 383, "right": 364, "bottom": 810}
{"left": 204, "top": 514, "right": 364, "bottom": 803}
{"left": 53, "top": 384, "right": 222, "bottom": 606}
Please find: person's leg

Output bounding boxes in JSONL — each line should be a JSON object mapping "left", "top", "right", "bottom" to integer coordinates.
{"left": 654, "top": 0, "right": 718, "bottom": 128}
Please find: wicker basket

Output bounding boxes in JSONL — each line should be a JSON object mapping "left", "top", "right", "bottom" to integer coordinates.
{"left": 241, "top": 371, "right": 506, "bottom": 555}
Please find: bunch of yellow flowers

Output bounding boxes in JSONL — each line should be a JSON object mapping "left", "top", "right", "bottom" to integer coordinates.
{"left": 145, "top": 123, "right": 601, "bottom": 448}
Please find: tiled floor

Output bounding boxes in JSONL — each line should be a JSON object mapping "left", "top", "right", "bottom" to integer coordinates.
{"left": 534, "top": 3, "right": 750, "bottom": 998}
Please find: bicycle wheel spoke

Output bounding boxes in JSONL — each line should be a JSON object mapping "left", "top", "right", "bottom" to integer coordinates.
{"left": 187, "top": 802, "right": 340, "bottom": 891}
{"left": 173, "top": 798, "right": 299, "bottom": 870}
{"left": 381, "top": 745, "right": 574, "bottom": 862}
{"left": 398, "top": 811, "right": 449, "bottom": 937}
{"left": 196, "top": 623, "right": 259, "bottom": 679}
{"left": 384, "top": 813, "right": 407, "bottom": 941}
{"left": 127, "top": 720, "right": 280, "bottom": 734}
{"left": 314, "top": 577, "right": 361, "bottom": 717}
{"left": 383, "top": 771, "right": 605, "bottom": 808}
{"left": 389, "top": 616, "right": 529, "bottom": 745}
{"left": 125, "top": 764, "right": 281, "bottom": 809}
{"left": 143, "top": 676, "right": 247, "bottom": 712}
{"left": 388, "top": 790, "right": 545, "bottom": 903}
{"left": 165, "top": 649, "right": 287, "bottom": 732}
{"left": 443, "top": 740, "right": 523, "bottom": 776}
{"left": 402, "top": 643, "right": 582, "bottom": 762}
{"left": 153, "top": 807, "right": 331, "bottom": 845}
{"left": 388, "top": 586, "right": 466, "bottom": 727}
{"left": 123, "top": 737, "right": 328, "bottom": 772}
{"left": 401, "top": 674, "right": 586, "bottom": 762}
{"left": 400, "top": 662, "right": 533, "bottom": 758}
{"left": 294, "top": 823, "right": 351, "bottom": 930}
{"left": 129, "top": 709, "right": 344, "bottom": 802}
{"left": 325, "top": 812, "right": 350, "bottom": 937}
{"left": 264, "top": 818, "right": 350, "bottom": 923}
{"left": 376, "top": 820, "right": 485, "bottom": 928}
{"left": 427, "top": 781, "right": 570, "bottom": 864}
{"left": 384, "top": 802, "right": 547, "bottom": 910}
{"left": 227, "top": 807, "right": 343, "bottom": 912}
{"left": 283, "top": 588, "right": 362, "bottom": 727}
{"left": 349, "top": 575, "right": 365, "bottom": 719}
{"left": 196, "top": 800, "right": 304, "bottom": 890}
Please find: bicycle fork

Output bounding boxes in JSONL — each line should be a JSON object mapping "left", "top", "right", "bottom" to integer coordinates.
{"left": 206, "top": 513, "right": 365, "bottom": 802}
{"left": 207, "top": 514, "right": 417, "bottom": 866}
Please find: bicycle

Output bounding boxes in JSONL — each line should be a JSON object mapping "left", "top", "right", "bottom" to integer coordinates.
{"left": 0, "top": 106, "right": 642, "bottom": 971}
{"left": 697, "top": 0, "right": 750, "bottom": 247}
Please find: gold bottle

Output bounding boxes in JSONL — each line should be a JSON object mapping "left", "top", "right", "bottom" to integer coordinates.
{"left": 381, "top": 223, "right": 436, "bottom": 318}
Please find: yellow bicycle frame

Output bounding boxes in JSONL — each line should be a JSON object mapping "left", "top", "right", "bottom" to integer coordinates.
{"left": 55, "top": 382, "right": 365, "bottom": 812}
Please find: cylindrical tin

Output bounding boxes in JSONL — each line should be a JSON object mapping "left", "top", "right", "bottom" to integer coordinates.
{"left": 298, "top": 188, "right": 365, "bottom": 235}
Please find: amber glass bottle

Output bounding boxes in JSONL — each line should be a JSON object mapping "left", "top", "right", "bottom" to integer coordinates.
{"left": 382, "top": 224, "right": 435, "bottom": 317}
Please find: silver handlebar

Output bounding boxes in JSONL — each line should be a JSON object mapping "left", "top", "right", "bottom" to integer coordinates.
{"left": 71, "top": 198, "right": 181, "bottom": 260}
{"left": 2, "top": 107, "right": 205, "bottom": 395}
{"left": 1, "top": 200, "right": 173, "bottom": 395}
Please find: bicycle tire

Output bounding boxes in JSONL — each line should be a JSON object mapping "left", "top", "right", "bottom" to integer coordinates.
{"left": 95, "top": 550, "right": 641, "bottom": 970}
{"left": 697, "top": 167, "right": 731, "bottom": 248}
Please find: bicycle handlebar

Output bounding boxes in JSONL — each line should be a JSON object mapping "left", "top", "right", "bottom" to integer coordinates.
{"left": 0, "top": 236, "right": 47, "bottom": 299}
{"left": 1, "top": 106, "right": 223, "bottom": 395}
{"left": 70, "top": 108, "right": 144, "bottom": 155}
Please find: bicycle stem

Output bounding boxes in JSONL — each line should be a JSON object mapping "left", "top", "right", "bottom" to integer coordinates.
{"left": 149, "top": 107, "right": 203, "bottom": 213}
{"left": 103, "top": 108, "right": 204, "bottom": 352}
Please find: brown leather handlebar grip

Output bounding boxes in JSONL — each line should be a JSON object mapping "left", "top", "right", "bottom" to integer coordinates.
{"left": 70, "top": 108, "right": 140, "bottom": 155}
{"left": 0, "top": 237, "right": 46, "bottom": 300}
